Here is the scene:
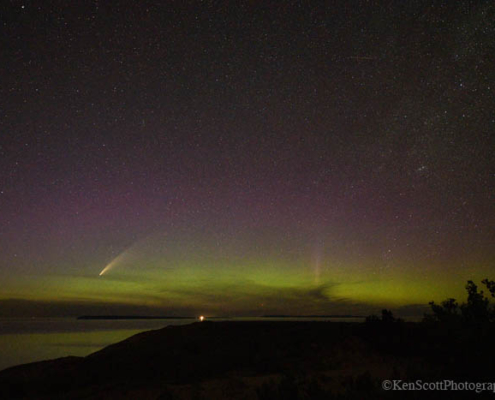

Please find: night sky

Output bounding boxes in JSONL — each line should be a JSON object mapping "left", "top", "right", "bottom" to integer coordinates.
{"left": 1, "top": 1, "right": 493, "bottom": 317}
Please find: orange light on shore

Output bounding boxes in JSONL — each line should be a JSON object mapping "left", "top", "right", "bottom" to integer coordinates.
{"left": 199, "top": 315, "right": 205, "bottom": 322}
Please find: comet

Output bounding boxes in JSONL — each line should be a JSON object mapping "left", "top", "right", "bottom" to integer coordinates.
{"left": 99, "top": 251, "right": 128, "bottom": 276}
{"left": 98, "top": 233, "right": 157, "bottom": 276}
{"left": 99, "top": 257, "right": 119, "bottom": 275}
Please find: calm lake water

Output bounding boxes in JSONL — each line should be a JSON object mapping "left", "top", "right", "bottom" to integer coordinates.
{"left": 0, "top": 316, "right": 369, "bottom": 371}
{"left": 0, "top": 318, "right": 195, "bottom": 371}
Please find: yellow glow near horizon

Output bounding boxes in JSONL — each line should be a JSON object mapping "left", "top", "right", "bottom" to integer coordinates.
{"left": 1, "top": 239, "right": 493, "bottom": 316}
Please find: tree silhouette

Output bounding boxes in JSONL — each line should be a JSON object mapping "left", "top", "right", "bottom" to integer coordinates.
{"left": 461, "top": 280, "right": 490, "bottom": 323}
{"left": 425, "top": 279, "right": 494, "bottom": 323}
{"left": 425, "top": 298, "right": 460, "bottom": 323}
{"left": 482, "top": 279, "right": 495, "bottom": 298}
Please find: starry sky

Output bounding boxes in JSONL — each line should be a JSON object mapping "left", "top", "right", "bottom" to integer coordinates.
{"left": 0, "top": 0, "right": 493, "bottom": 317}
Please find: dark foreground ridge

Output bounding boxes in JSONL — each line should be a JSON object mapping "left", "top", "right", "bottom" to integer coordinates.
{"left": 1, "top": 320, "right": 494, "bottom": 399}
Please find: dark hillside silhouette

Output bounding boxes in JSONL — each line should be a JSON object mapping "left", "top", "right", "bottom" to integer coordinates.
{"left": 1, "top": 280, "right": 495, "bottom": 399}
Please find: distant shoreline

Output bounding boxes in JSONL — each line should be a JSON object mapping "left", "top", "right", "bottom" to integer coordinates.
{"left": 77, "top": 315, "right": 365, "bottom": 320}
{"left": 77, "top": 316, "right": 193, "bottom": 320}
{"left": 261, "top": 315, "right": 365, "bottom": 318}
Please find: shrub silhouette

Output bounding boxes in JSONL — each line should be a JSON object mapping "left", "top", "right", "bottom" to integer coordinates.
{"left": 461, "top": 280, "right": 490, "bottom": 323}
{"left": 482, "top": 279, "right": 495, "bottom": 298}
{"left": 424, "top": 298, "right": 460, "bottom": 323}
{"left": 425, "top": 279, "right": 494, "bottom": 323}
{"left": 365, "top": 309, "right": 403, "bottom": 324}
